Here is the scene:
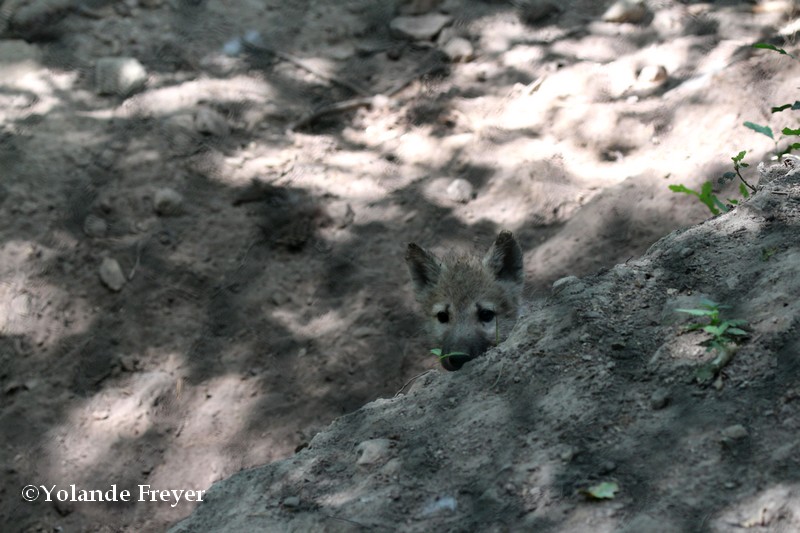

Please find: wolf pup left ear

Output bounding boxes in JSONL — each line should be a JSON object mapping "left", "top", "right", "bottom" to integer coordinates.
{"left": 406, "top": 243, "right": 442, "bottom": 295}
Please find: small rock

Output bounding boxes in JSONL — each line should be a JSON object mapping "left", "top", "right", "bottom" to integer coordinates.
{"left": 441, "top": 37, "right": 473, "bottom": 63}
{"left": 83, "top": 215, "right": 108, "bottom": 238}
{"left": 119, "top": 355, "right": 137, "bottom": 372}
{"left": 552, "top": 275, "right": 582, "bottom": 294}
{"left": 92, "top": 409, "right": 110, "bottom": 420}
{"left": 95, "top": 57, "right": 148, "bottom": 97}
{"left": 638, "top": 65, "right": 667, "bottom": 84}
{"left": 326, "top": 200, "right": 355, "bottom": 229}
{"left": 356, "top": 438, "right": 392, "bottom": 465}
{"left": 99, "top": 257, "right": 126, "bottom": 292}
{"left": 650, "top": 388, "right": 670, "bottom": 410}
{"left": 194, "top": 106, "right": 230, "bottom": 137}
{"left": 271, "top": 290, "right": 291, "bottom": 306}
{"left": 446, "top": 178, "right": 473, "bottom": 203}
{"left": 602, "top": 0, "right": 648, "bottom": 23}
{"left": 282, "top": 496, "right": 300, "bottom": 508}
{"left": 720, "top": 424, "right": 748, "bottom": 441}
{"left": 153, "top": 187, "right": 184, "bottom": 216}
{"left": 390, "top": 13, "right": 452, "bottom": 41}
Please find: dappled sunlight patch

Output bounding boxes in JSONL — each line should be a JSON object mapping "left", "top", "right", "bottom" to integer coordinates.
{"left": 270, "top": 308, "right": 352, "bottom": 340}
{"left": 0, "top": 240, "right": 92, "bottom": 347}
{"left": 45, "top": 370, "right": 177, "bottom": 476}
{"left": 710, "top": 483, "right": 800, "bottom": 531}
{"left": 124, "top": 76, "right": 276, "bottom": 117}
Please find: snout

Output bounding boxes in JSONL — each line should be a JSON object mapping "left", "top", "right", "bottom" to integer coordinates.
{"left": 440, "top": 353, "right": 475, "bottom": 371}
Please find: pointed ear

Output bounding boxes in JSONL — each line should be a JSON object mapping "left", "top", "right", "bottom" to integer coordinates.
{"left": 406, "top": 243, "right": 441, "bottom": 295}
{"left": 483, "top": 231, "right": 523, "bottom": 286}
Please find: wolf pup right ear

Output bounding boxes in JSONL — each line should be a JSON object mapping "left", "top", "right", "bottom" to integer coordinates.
{"left": 483, "top": 230, "right": 524, "bottom": 287}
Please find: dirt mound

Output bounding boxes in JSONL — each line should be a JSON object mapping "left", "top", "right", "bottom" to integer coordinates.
{"left": 171, "top": 165, "right": 800, "bottom": 532}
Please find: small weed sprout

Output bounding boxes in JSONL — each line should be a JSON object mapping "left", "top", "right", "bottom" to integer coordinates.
{"left": 429, "top": 348, "right": 468, "bottom": 360}
{"left": 669, "top": 151, "right": 755, "bottom": 215}
{"left": 675, "top": 298, "right": 748, "bottom": 384}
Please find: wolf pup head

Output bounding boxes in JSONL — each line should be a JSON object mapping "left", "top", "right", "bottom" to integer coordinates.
{"left": 405, "top": 231, "right": 524, "bottom": 371}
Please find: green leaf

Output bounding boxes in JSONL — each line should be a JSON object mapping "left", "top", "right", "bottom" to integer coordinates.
{"left": 676, "top": 308, "right": 715, "bottom": 317}
{"left": 698, "top": 298, "right": 721, "bottom": 308}
{"left": 669, "top": 184, "right": 694, "bottom": 194}
{"left": 732, "top": 151, "right": 747, "bottom": 163}
{"left": 430, "top": 348, "right": 442, "bottom": 357}
{"left": 778, "top": 142, "right": 800, "bottom": 157}
{"left": 703, "top": 324, "right": 727, "bottom": 336}
{"left": 772, "top": 102, "right": 800, "bottom": 113}
{"left": 739, "top": 183, "right": 750, "bottom": 198}
{"left": 744, "top": 122, "right": 774, "bottom": 139}
{"left": 727, "top": 328, "right": 748, "bottom": 336}
{"left": 582, "top": 482, "right": 619, "bottom": 500}
{"left": 752, "top": 43, "right": 796, "bottom": 59}
{"left": 712, "top": 196, "right": 729, "bottom": 213}
{"left": 761, "top": 247, "right": 778, "bottom": 261}
{"left": 782, "top": 127, "right": 800, "bottom": 136}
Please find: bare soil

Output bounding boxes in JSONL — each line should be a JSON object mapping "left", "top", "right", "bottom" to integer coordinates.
{"left": 0, "top": 0, "right": 798, "bottom": 531}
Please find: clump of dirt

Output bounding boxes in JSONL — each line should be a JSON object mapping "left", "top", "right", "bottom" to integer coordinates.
{"left": 172, "top": 164, "right": 800, "bottom": 532}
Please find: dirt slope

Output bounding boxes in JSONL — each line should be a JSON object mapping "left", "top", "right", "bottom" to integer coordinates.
{"left": 171, "top": 163, "right": 800, "bottom": 532}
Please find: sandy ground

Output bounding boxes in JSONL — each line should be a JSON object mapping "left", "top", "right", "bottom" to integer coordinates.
{"left": 1, "top": 0, "right": 798, "bottom": 531}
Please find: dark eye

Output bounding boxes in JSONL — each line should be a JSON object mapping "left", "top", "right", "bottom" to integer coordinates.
{"left": 478, "top": 309, "right": 495, "bottom": 323}
{"left": 437, "top": 311, "right": 450, "bottom": 323}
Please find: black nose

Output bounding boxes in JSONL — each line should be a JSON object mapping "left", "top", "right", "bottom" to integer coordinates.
{"left": 441, "top": 354, "right": 473, "bottom": 371}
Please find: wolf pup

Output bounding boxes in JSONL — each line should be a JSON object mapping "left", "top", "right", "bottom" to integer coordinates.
{"left": 405, "top": 231, "right": 524, "bottom": 371}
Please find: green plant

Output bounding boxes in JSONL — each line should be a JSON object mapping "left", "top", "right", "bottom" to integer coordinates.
{"left": 670, "top": 42, "right": 799, "bottom": 212}
{"left": 675, "top": 299, "right": 748, "bottom": 384}
{"left": 669, "top": 152, "right": 754, "bottom": 215}
{"left": 744, "top": 43, "right": 800, "bottom": 159}
{"left": 430, "top": 348, "right": 468, "bottom": 361}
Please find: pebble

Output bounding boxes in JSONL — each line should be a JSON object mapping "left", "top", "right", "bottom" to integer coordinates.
{"left": 153, "top": 187, "right": 185, "bottom": 216}
{"left": 194, "top": 106, "right": 230, "bottom": 137}
{"left": 720, "top": 424, "right": 748, "bottom": 441}
{"left": 650, "top": 388, "right": 670, "bottom": 410}
{"left": 83, "top": 214, "right": 108, "bottom": 238}
{"left": 637, "top": 65, "right": 668, "bottom": 85}
{"left": 390, "top": 13, "right": 452, "bottom": 41}
{"left": 355, "top": 438, "right": 392, "bottom": 465}
{"left": 326, "top": 200, "right": 355, "bottom": 229}
{"left": 99, "top": 257, "right": 126, "bottom": 292}
{"left": 446, "top": 178, "right": 474, "bottom": 203}
{"left": 602, "top": 0, "right": 648, "bottom": 24}
{"left": 282, "top": 496, "right": 300, "bottom": 508}
{"left": 95, "top": 57, "right": 148, "bottom": 97}
{"left": 441, "top": 37, "right": 473, "bottom": 63}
